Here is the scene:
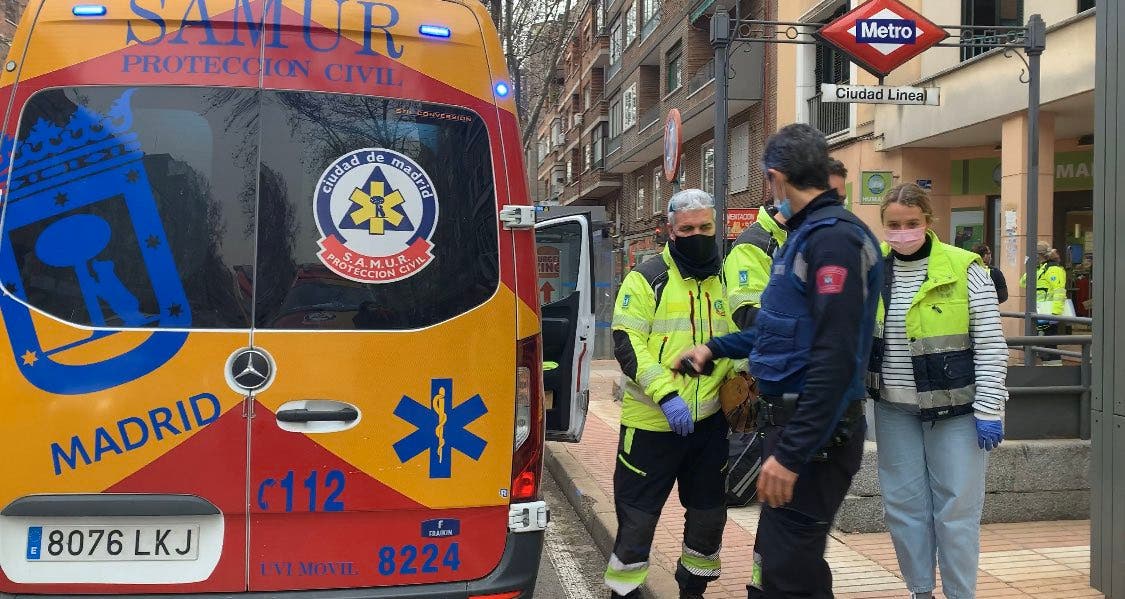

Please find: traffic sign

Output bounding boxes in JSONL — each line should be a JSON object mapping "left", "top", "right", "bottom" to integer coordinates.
{"left": 663, "top": 109, "right": 682, "bottom": 182}
{"left": 816, "top": 0, "right": 948, "bottom": 79}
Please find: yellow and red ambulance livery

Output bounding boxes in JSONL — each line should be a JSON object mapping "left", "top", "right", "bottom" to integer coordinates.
{"left": 0, "top": 1, "right": 594, "bottom": 596}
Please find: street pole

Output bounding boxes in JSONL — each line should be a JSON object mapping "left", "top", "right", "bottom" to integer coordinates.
{"left": 1023, "top": 14, "right": 1046, "bottom": 362}
{"left": 711, "top": 12, "right": 731, "bottom": 247}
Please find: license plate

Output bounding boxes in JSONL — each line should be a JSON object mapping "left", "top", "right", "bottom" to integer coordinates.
{"left": 26, "top": 525, "right": 200, "bottom": 562}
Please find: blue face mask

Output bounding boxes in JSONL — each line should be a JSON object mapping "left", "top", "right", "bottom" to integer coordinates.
{"left": 769, "top": 173, "right": 793, "bottom": 219}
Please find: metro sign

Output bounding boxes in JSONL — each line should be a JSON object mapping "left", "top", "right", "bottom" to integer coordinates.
{"left": 816, "top": 0, "right": 949, "bottom": 79}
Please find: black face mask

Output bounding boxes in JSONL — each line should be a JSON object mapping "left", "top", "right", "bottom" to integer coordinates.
{"left": 669, "top": 234, "right": 721, "bottom": 280}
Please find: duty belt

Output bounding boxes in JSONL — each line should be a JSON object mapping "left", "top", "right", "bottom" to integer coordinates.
{"left": 755, "top": 394, "right": 865, "bottom": 454}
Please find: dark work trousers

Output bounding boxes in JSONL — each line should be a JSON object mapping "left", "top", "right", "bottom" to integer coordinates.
{"left": 606, "top": 412, "right": 729, "bottom": 596}
{"left": 1037, "top": 322, "right": 1061, "bottom": 363}
{"left": 746, "top": 419, "right": 866, "bottom": 599}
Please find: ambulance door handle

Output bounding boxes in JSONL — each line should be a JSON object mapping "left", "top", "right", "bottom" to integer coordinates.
{"left": 276, "top": 406, "right": 359, "bottom": 423}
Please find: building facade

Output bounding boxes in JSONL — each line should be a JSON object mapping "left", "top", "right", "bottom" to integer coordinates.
{"left": 777, "top": 0, "right": 1096, "bottom": 332}
{"left": 0, "top": 0, "right": 27, "bottom": 56}
{"left": 535, "top": 0, "right": 776, "bottom": 284}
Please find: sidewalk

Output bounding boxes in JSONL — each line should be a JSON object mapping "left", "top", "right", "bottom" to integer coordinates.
{"left": 545, "top": 360, "right": 1103, "bottom": 599}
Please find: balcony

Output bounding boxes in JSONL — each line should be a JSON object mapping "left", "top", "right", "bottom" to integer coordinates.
{"left": 607, "top": 134, "right": 622, "bottom": 157}
{"left": 687, "top": 59, "right": 715, "bottom": 96}
{"left": 807, "top": 93, "right": 849, "bottom": 138}
{"left": 638, "top": 104, "right": 661, "bottom": 131}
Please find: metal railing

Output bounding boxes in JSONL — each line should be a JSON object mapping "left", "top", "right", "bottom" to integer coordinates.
{"left": 807, "top": 92, "right": 848, "bottom": 137}
{"left": 687, "top": 59, "right": 716, "bottom": 95}
{"left": 1002, "top": 312, "right": 1093, "bottom": 440}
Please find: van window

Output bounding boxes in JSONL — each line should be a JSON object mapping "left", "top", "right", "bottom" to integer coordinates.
{"left": 253, "top": 92, "right": 499, "bottom": 330}
{"left": 3, "top": 87, "right": 258, "bottom": 329}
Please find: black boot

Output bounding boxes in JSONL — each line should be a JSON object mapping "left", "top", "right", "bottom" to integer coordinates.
{"left": 609, "top": 590, "right": 641, "bottom": 599}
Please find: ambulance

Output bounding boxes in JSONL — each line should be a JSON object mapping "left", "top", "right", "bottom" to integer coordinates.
{"left": 0, "top": 1, "right": 594, "bottom": 596}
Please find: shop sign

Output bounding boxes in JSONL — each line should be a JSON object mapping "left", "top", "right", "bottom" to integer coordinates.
{"left": 726, "top": 209, "right": 758, "bottom": 239}
{"left": 861, "top": 171, "right": 894, "bottom": 205}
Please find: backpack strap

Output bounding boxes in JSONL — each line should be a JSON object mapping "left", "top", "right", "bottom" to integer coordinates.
{"left": 733, "top": 222, "right": 779, "bottom": 259}
{"left": 634, "top": 254, "right": 671, "bottom": 311}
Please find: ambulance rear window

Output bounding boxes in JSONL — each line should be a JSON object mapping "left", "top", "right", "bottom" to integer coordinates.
{"left": 0, "top": 87, "right": 499, "bottom": 332}
{"left": 252, "top": 91, "right": 499, "bottom": 330}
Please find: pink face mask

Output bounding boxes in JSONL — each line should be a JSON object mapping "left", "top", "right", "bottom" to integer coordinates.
{"left": 885, "top": 227, "right": 927, "bottom": 255}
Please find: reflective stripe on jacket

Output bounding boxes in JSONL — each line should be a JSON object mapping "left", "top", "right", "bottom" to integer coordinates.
{"left": 611, "top": 246, "right": 736, "bottom": 431}
{"left": 867, "top": 232, "right": 982, "bottom": 421}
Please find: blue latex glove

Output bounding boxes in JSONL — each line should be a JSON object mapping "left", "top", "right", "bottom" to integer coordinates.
{"left": 660, "top": 395, "right": 695, "bottom": 436}
{"left": 975, "top": 417, "right": 1004, "bottom": 451}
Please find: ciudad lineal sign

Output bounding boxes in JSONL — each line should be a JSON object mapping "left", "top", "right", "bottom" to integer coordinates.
{"left": 821, "top": 83, "right": 940, "bottom": 106}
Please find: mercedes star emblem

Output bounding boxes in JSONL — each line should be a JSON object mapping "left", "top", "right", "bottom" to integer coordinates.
{"left": 229, "top": 349, "right": 273, "bottom": 391}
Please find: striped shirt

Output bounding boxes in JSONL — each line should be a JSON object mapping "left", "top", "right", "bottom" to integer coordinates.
{"left": 882, "top": 258, "right": 1008, "bottom": 418}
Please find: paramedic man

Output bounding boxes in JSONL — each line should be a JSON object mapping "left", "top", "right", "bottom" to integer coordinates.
{"left": 606, "top": 189, "right": 736, "bottom": 599}
{"left": 681, "top": 124, "right": 883, "bottom": 598}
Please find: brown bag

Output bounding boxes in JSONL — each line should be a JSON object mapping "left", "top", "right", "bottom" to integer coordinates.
{"left": 719, "top": 372, "right": 759, "bottom": 432}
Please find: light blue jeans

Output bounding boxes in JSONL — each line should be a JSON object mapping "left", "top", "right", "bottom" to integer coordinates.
{"left": 874, "top": 402, "right": 988, "bottom": 599}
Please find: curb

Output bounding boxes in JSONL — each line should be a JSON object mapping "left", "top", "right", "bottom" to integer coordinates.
{"left": 545, "top": 442, "right": 681, "bottom": 599}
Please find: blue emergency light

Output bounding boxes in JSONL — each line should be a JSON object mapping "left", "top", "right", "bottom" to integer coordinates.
{"left": 495, "top": 82, "right": 511, "bottom": 98}
{"left": 419, "top": 25, "right": 452, "bottom": 39}
{"left": 72, "top": 4, "right": 107, "bottom": 16}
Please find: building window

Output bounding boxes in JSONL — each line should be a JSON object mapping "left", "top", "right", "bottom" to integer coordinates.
{"left": 538, "top": 136, "right": 548, "bottom": 164}
{"left": 625, "top": 3, "right": 637, "bottom": 46}
{"left": 679, "top": 153, "right": 687, "bottom": 185}
{"left": 610, "top": 100, "right": 623, "bottom": 137}
{"left": 610, "top": 20, "right": 622, "bottom": 64}
{"left": 961, "top": 0, "right": 1024, "bottom": 61}
{"left": 666, "top": 41, "right": 683, "bottom": 94}
{"left": 643, "top": 0, "right": 660, "bottom": 26}
{"left": 701, "top": 141, "right": 715, "bottom": 197}
{"left": 594, "top": 0, "right": 603, "bottom": 32}
{"left": 623, "top": 83, "right": 638, "bottom": 130}
{"left": 636, "top": 176, "right": 647, "bottom": 218}
{"left": 566, "top": 159, "right": 574, "bottom": 184}
{"left": 585, "top": 143, "right": 593, "bottom": 171}
{"left": 730, "top": 123, "right": 750, "bottom": 193}
{"left": 1078, "top": 0, "right": 1095, "bottom": 12}
{"left": 809, "top": 3, "right": 851, "bottom": 137}
{"left": 584, "top": 85, "right": 592, "bottom": 111}
{"left": 652, "top": 168, "right": 663, "bottom": 215}
{"left": 593, "top": 124, "right": 607, "bottom": 167}
{"left": 551, "top": 118, "right": 563, "bottom": 148}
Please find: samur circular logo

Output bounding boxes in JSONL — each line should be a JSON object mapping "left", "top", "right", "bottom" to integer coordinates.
{"left": 314, "top": 148, "right": 439, "bottom": 284}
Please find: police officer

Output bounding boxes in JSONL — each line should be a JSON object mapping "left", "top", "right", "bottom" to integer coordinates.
{"left": 605, "top": 189, "right": 738, "bottom": 599}
{"left": 681, "top": 124, "right": 884, "bottom": 598}
{"left": 724, "top": 204, "right": 788, "bottom": 329}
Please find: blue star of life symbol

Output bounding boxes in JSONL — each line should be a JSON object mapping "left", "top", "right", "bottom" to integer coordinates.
{"left": 393, "top": 378, "right": 488, "bottom": 479}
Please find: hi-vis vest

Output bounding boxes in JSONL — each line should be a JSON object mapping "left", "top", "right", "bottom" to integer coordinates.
{"left": 1019, "top": 262, "right": 1067, "bottom": 315}
{"left": 866, "top": 232, "right": 982, "bottom": 421}
{"left": 723, "top": 206, "right": 788, "bottom": 327}
{"left": 611, "top": 246, "right": 736, "bottom": 431}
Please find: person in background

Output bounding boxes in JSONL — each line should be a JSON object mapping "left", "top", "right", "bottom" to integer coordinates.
{"left": 723, "top": 204, "right": 787, "bottom": 330}
{"left": 828, "top": 158, "right": 848, "bottom": 204}
{"left": 868, "top": 183, "right": 1009, "bottom": 599}
{"left": 972, "top": 243, "right": 1009, "bottom": 303}
{"left": 605, "top": 189, "right": 737, "bottom": 599}
{"left": 1020, "top": 241, "right": 1068, "bottom": 365}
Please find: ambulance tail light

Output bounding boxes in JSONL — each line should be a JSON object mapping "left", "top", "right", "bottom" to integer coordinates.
{"left": 512, "top": 335, "right": 544, "bottom": 502}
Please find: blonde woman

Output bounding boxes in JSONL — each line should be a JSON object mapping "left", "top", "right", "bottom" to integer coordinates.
{"left": 866, "top": 184, "right": 1008, "bottom": 599}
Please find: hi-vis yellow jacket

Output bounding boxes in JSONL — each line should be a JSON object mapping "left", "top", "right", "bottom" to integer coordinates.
{"left": 722, "top": 206, "right": 787, "bottom": 329}
{"left": 611, "top": 246, "right": 736, "bottom": 431}
{"left": 1020, "top": 262, "right": 1068, "bottom": 315}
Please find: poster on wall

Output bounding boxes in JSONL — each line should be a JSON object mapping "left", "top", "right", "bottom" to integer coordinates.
{"left": 951, "top": 208, "right": 985, "bottom": 250}
{"left": 861, "top": 171, "right": 893, "bottom": 205}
